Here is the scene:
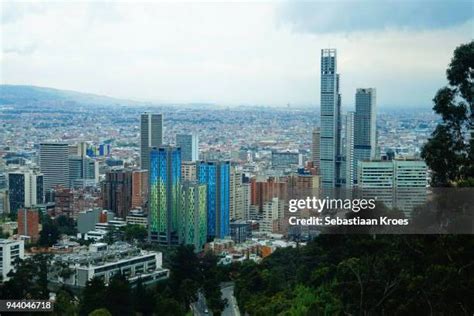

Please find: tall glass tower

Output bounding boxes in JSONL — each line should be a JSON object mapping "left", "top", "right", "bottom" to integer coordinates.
{"left": 140, "top": 113, "right": 163, "bottom": 172}
{"left": 197, "top": 161, "right": 230, "bottom": 240}
{"left": 320, "top": 49, "right": 342, "bottom": 188}
{"left": 149, "top": 146, "right": 181, "bottom": 245}
{"left": 354, "top": 88, "right": 377, "bottom": 183}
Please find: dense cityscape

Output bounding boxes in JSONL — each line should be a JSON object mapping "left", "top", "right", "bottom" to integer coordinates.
{"left": 0, "top": 1, "right": 472, "bottom": 313}
{"left": 0, "top": 47, "right": 446, "bottom": 314}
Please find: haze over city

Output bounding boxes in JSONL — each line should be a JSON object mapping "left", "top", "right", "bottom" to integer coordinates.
{"left": 1, "top": 0, "right": 472, "bottom": 107}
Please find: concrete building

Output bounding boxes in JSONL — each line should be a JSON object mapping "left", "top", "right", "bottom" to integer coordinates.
{"left": 68, "top": 155, "right": 98, "bottom": 188}
{"left": 260, "top": 197, "right": 280, "bottom": 233}
{"left": 7, "top": 168, "right": 43, "bottom": 214}
{"left": 230, "top": 220, "right": 251, "bottom": 243}
{"left": 357, "top": 159, "right": 428, "bottom": 216}
{"left": 140, "top": 113, "right": 163, "bottom": 172}
{"left": 181, "top": 161, "right": 197, "bottom": 181}
{"left": 39, "top": 143, "right": 70, "bottom": 192}
{"left": 48, "top": 242, "right": 169, "bottom": 287}
{"left": 0, "top": 239, "right": 25, "bottom": 281}
{"left": 271, "top": 150, "right": 301, "bottom": 169}
{"left": 320, "top": 48, "right": 342, "bottom": 188}
{"left": 176, "top": 133, "right": 199, "bottom": 162}
{"left": 125, "top": 210, "right": 148, "bottom": 227}
{"left": 230, "top": 167, "right": 245, "bottom": 220}
{"left": 77, "top": 208, "right": 114, "bottom": 235}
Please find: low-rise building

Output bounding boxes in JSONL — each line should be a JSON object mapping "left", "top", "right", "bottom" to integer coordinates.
{"left": 48, "top": 242, "right": 169, "bottom": 287}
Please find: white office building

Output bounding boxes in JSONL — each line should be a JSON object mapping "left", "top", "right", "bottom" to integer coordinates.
{"left": 358, "top": 159, "right": 428, "bottom": 216}
{"left": 0, "top": 239, "right": 25, "bottom": 281}
{"left": 40, "top": 143, "right": 69, "bottom": 191}
{"left": 48, "top": 242, "right": 169, "bottom": 287}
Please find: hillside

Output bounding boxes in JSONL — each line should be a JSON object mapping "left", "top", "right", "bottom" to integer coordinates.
{"left": 0, "top": 85, "right": 143, "bottom": 107}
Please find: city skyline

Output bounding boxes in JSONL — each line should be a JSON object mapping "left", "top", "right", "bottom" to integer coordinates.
{"left": 1, "top": 1, "right": 472, "bottom": 107}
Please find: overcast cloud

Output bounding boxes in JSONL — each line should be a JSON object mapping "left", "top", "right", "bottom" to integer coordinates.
{"left": 1, "top": 0, "right": 473, "bottom": 107}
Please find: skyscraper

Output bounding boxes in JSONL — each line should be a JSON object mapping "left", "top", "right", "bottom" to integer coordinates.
{"left": 344, "top": 112, "right": 355, "bottom": 188}
{"left": 39, "top": 143, "right": 69, "bottom": 191}
{"left": 7, "top": 169, "right": 43, "bottom": 214}
{"left": 68, "top": 155, "right": 98, "bottom": 188}
{"left": 354, "top": 88, "right": 377, "bottom": 183}
{"left": 102, "top": 169, "right": 133, "bottom": 218}
{"left": 320, "top": 49, "right": 342, "bottom": 188}
{"left": 140, "top": 113, "right": 163, "bottom": 172}
{"left": 176, "top": 133, "right": 199, "bottom": 162}
{"left": 230, "top": 167, "right": 244, "bottom": 220}
{"left": 311, "top": 128, "right": 321, "bottom": 170}
{"left": 197, "top": 161, "right": 230, "bottom": 239}
{"left": 131, "top": 169, "right": 148, "bottom": 210}
{"left": 179, "top": 181, "right": 207, "bottom": 252}
{"left": 149, "top": 146, "right": 181, "bottom": 244}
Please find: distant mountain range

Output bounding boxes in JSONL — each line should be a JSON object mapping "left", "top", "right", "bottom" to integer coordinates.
{"left": 0, "top": 85, "right": 222, "bottom": 109}
{"left": 0, "top": 84, "right": 145, "bottom": 107}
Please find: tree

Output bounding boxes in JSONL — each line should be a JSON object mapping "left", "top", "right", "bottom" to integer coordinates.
{"left": 88, "top": 308, "right": 112, "bottom": 316}
{"left": 200, "top": 253, "right": 227, "bottom": 315}
{"left": 38, "top": 215, "right": 60, "bottom": 247}
{"left": 421, "top": 41, "right": 474, "bottom": 186}
{"left": 104, "top": 274, "right": 133, "bottom": 316}
{"left": 168, "top": 245, "right": 200, "bottom": 309}
{"left": 123, "top": 224, "right": 147, "bottom": 243}
{"left": 79, "top": 277, "right": 106, "bottom": 316}
{"left": 54, "top": 289, "right": 78, "bottom": 316}
{"left": 55, "top": 214, "right": 77, "bottom": 235}
{"left": 0, "top": 254, "right": 51, "bottom": 300}
{"left": 133, "top": 278, "right": 155, "bottom": 316}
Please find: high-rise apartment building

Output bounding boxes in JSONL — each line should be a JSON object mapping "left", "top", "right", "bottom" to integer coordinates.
{"left": 39, "top": 143, "right": 69, "bottom": 191}
{"left": 230, "top": 167, "right": 245, "bottom": 220}
{"left": 17, "top": 208, "right": 40, "bottom": 242}
{"left": 354, "top": 88, "right": 377, "bottom": 183}
{"left": 149, "top": 146, "right": 181, "bottom": 244}
{"left": 181, "top": 161, "right": 197, "bottom": 181}
{"left": 102, "top": 169, "right": 133, "bottom": 218}
{"left": 140, "top": 113, "right": 163, "bottom": 172}
{"left": 260, "top": 197, "right": 280, "bottom": 233}
{"left": 320, "top": 49, "right": 342, "bottom": 188}
{"left": 179, "top": 181, "right": 207, "bottom": 252}
{"left": 311, "top": 128, "right": 321, "bottom": 170}
{"left": 176, "top": 134, "right": 199, "bottom": 162}
{"left": 7, "top": 169, "right": 43, "bottom": 214}
{"left": 197, "top": 161, "right": 230, "bottom": 239}
{"left": 344, "top": 112, "right": 355, "bottom": 188}
{"left": 131, "top": 170, "right": 148, "bottom": 210}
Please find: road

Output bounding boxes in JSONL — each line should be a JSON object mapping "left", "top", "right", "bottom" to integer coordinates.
{"left": 220, "top": 282, "right": 240, "bottom": 316}
{"left": 191, "top": 283, "right": 240, "bottom": 316}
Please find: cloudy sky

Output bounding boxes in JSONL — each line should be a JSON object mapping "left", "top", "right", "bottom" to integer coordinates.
{"left": 1, "top": 0, "right": 472, "bottom": 107}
